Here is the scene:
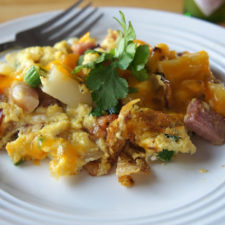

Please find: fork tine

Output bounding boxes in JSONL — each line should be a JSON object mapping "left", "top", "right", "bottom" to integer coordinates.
{"left": 73, "top": 13, "right": 103, "bottom": 38}
{"left": 43, "top": 2, "right": 92, "bottom": 37}
{"left": 49, "top": 8, "right": 101, "bottom": 44}
{"left": 37, "top": 0, "right": 84, "bottom": 30}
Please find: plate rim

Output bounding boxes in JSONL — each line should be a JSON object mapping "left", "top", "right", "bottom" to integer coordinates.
{"left": 0, "top": 6, "right": 225, "bottom": 225}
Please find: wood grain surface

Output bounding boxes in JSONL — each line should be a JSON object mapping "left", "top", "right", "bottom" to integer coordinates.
{"left": 0, "top": 0, "right": 224, "bottom": 27}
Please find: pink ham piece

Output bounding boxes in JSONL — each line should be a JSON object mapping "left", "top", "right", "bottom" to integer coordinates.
{"left": 184, "top": 98, "right": 225, "bottom": 145}
{"left": 0, "top": 109, "right": 3, "bottom": 125}
{"left": 72, "top": 41, "right": 96, "bottom": 55}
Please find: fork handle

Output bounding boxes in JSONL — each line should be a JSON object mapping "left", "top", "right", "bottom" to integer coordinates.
{"left": 0, "top": 40, "right": 17, "bottom": 52}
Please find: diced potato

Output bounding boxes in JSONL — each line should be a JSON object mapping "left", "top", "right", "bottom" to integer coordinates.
{"left": 207, "top": 82, "right": 225, "bottom": 116}
{"left": 159, "top": 51, "right": 212, "bottom": 83}
{"left": 159, "top": 51, "right": 213, "bottom": 112}
{"left": 0, "top": 63, "right": 14, "bottom": 75}
{"left": 41, "top": 65, "right": 92, "bottom": 106}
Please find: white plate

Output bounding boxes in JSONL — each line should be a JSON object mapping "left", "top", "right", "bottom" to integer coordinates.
{"left": 0, "top": 7, "right": 225, "bottom": 225}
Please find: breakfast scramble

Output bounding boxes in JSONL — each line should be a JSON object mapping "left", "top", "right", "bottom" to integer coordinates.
{"left": 0, "top": 12, "right": 225, "bottom": 187}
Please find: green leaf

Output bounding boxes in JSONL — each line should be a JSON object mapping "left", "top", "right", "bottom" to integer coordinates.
{"left": 86, "top": 64, "right": 106, "bottom": 91}
{"left": 114, "top": 11, "right": 127, "bottom": 33}
{"left": 24, "top": 65, "right": 45, "bottom": 88}
{"left": 117, "top": 43, "right": 137, "bottom": 70}
{"left": 128, "top": 87, "right": 138, "bottom": 94}
{"left": 114, "top": 11, "right": 136, "bottom": 63}
{"left": 77, "top": 12, "right": 149, "bottom": 115}
{"left": 117, "top": 52, "right": 133, "bottom": 70}
{"left": 115, "top": 37, "right": 125, "bottom": 58}
{"left": 109, "top": 48, "right": 116, "bottom": 56}
{"left": 164, "top": 134, "right": 181, "bottom": 142}
{"left": 131, "top": 68, "right": 149, "bottom": 81}
{"left": 72, "top": 65, "right": 84, "bottom": 74}
{"left": 77, "top": 55, "right": 84, "bottom": 65}
{"left": 72, "top": 52, "right": 113, "bottom": 74}
{"left": 84, "top": 50, "right": 113, "bottom": 63}
{"left": 95, "top": 52, "right": 113, "bottom": 63}
{"left": 132, "top": 45, "right": 150, "bottom": 71}
{"left": 14, "top": 158, "right": 25, "bottom": 166}
{"left": 107, "top": 103, "right": 121, "bottom": 114}
{"left": 91, "top": 107, "right": 104, "bottom": 117}
{"left": 126, "top": 21, "right": 136, "bottom": 42}
{"left": 72, "top": 62, "right": 95, "bottom": 74}
{"left": 37, "top": 136, "right": 44, "bottom": 148}
{"left": 157, "top": 149, "right": 175, "bottom": 162}
{"left": 86, "top": 63, "right": 128, "bottom": 110}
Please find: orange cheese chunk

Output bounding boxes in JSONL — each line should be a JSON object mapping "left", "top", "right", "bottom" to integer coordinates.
{"left": 0, "top": 75, "right": 16, "bottom": 93}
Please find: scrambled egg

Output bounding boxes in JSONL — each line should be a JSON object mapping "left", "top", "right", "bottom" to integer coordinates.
{"left": 2, "top": 102, "right": 106, "bottom": 177}
{"left": 0, "top": 28, "right": 223, "bottom": 187}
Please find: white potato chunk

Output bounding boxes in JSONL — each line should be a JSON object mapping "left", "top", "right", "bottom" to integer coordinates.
{"left": 0, "top": 63, "right": 14, "bottom": 75}
{"left": 41, "top": 65, "right": 92, "bottom": 106}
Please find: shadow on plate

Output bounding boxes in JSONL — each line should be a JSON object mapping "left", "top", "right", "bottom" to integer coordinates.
{"left": 173, "top": 136, "right": 217, "bottom": 165}
{"left": 132, "top": 170, "right": 157, "bottom": 188}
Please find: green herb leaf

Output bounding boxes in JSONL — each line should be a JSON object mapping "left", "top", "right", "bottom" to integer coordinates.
{"left": 126, "top": 21, "right": 136, "bottom": 41}
{"left": 91, "top": 107, "right": 104, "bottom": 117}
{"left": 131, "top": 68, "right": 149, "bottom": 81}
{"left": 164, "top": 134, "right": 181, "bottom": 142}
{"left": 77, "top": 55, "right": 84, "bottom": 65}
{"left": 107, "top": 102, "right": 121, "bottom": 114}
{"left": 114, "top": 11, "right": 137, "bottom": 69}
{"left": 86, "top": 63, "right": 128, "bottom": 110}
{"left": 157, "top": 149, "right": 175, "bottom": 162}
{"left": 114, "top": 11, "right": 126, "bottom": 32}
{"left": 117, "top": 42, "right": 137, "bottom": 70}
{"left": 72, "top": 62, "right": 94, "bottom": 74}
{"left": 115, "top": 37, "right": 126, "bottom": 58}
{"left": 72, "top": 52, "right": 113, "bottom": 74}
{"left": 14, "top": 158, "right": 25, "bottom": 166}
{"left": 132, "top": 45, "right": 150, "bottom": 71}
{"left": 73, "top": 11, "right": 150, "bottom": 116}
{"left": 128, "top": 87, "right": 138, "bottom": 94}
{"left": 37, "top": 136, "right": 44, "bottom": 148}
{"left": 24, "top": 65, "right": 46, "bottom": 88}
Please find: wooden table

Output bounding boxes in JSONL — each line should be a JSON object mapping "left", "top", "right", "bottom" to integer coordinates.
{"left": 0, "top": 0, "right": 224, "bottom": 27}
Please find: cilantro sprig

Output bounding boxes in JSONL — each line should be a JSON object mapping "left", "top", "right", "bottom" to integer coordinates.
{"left": 86, "top": 62, "right": 128, "bottom": 110}
{"left": 157, "top": 149, "right": 175, "bottom": 162}
{"left": 73, "top": 11, "right": 150, "bottom": 116}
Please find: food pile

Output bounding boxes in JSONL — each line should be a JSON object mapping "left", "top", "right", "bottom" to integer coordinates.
{"left": 0, "top": 12, "right": 225, "bottom": 187}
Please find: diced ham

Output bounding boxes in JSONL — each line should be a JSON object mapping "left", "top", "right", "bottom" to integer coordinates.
{"left": 0, "top": 109, "right": 3, "bottom": 125}
{"left": 72, "top": 42, "right": 96, "bottom": 55}
{"left": 9, "top": 82, "right": 39, "bottom": 113}
{"left": 184, "top": 98, "right": 225, "bottom": 145}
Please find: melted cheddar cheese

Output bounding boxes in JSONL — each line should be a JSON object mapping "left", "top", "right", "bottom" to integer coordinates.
{"left": 0, "top": 29, "right": 224, "bottom": 187}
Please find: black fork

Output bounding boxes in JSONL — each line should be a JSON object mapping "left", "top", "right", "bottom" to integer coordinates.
{"left": 0, "top": 0, "right": 103, "bottom": 52}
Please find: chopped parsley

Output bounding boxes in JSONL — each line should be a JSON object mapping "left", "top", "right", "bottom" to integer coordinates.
{"left": 164, "top": 134, "right": 181, "bottom": 142}
{"left": 14, "top": 158, "right": 25, "bottom": 166}
{"left": 72, "top": 11, "right": 150, "bottom": 116}
{"left": 157, "top": 149, "right": 175, "bottom": 162}
{"left": 128, "top": 87, "right": 138, "bottom": 94}
{"left": 37, "top": 136, "right": 44, "bottom": 148}
{"left": 91, "top": 107, "right": 104, "bottom": 117}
